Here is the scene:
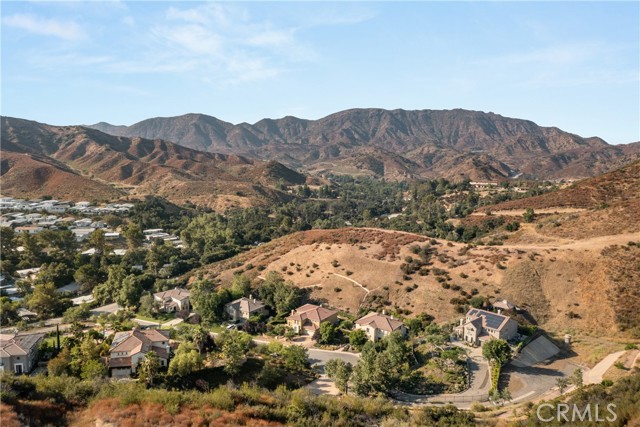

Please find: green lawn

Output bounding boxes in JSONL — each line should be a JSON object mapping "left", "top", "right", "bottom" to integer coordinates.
{"left": 134, "top": 312, "right": 175, "bottom": 323}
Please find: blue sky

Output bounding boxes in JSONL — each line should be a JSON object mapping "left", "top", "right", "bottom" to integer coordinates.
{"left": 2, "top": 1, "right": 639, "bottom": 144}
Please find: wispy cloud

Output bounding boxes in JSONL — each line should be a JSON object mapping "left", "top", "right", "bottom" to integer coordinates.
{"left": 3, "top": 13, "right": 86, "bottom": 41}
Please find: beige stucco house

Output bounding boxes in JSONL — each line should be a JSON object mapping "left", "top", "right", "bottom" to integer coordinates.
{"left": 225, "top": 296, "right": 267, "bottom": 322}
{"left": 455, "top": 308, "right": 518, "bottom": 345}
{"left": 286, "top": 304, "right": 339, "bottom": 336}
{"left": 153, "top": 288, "right": 190, "bottom": 313}
{"left": 355, "top": 312, "right": 407, "bottom": 342}
{"left": 108, "top": 328, "right": 171, "bottom": 377}
{"left": 0, "top": 333, "right": 44, "bottom": 374}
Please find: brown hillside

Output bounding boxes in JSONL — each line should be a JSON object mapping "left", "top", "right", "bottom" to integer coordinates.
{"left": 478, "top": 160, "right": 640, "bottom": 239}
{"left": 486, "top": 160, "right": 640, "bottom": 211}
{"left": 89, "top": 109, "right": 640, "bottom": 181}
{"left": 1, "top": 117, "right": 305, "bottom": 210}
{"left": 201, "top": 227, "right": 640, "bottom": 340}
{"left": 0, "top": 151, "right": 123, "bottom": 201}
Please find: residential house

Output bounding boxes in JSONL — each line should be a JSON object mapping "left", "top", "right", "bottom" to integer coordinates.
{"left": 14, "top": 226, "right": 43, "bottom": 234}
{"left": 0, "top": 333, "right": 44, "bottom": 374}
{"left": 286, "top": 304, "right": 339, "bottom": 337}
{"left": 225, "top": 296, "right": 267, "bottom": 322}
{"left": 455, "top": 308, "right": 518, "bottom": 345}
{"left": 16, "top": 267, "right": 41, "bottom": 280}
{"left": 153, "top": 288, "right": 190, "bottom": 313}
{"left": 355, "top": 312, "right": 407, "bottom": 342}
{"left": 492, "top": 299, "right": 517, "bottom": 312}
{"left": 108, "top": 328, "right": 171, "bottom": 377}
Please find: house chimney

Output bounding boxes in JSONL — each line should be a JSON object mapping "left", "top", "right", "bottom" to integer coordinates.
{"left": 382, "top": 309, "right": 386, "bottom": 315}
{"left": 291, "top": 309, "right": 295, "bottom": 315}
{"left": 249, "top": 294, "right": 252, "bottom": 300}
{"left": 497, "top": 309, "right": 502, "bottom": 315}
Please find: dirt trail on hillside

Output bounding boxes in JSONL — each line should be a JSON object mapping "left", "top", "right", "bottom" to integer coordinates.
{"left": 502, "top": 231, "right": 640, "bottom": 251}
{"left": 362, "top": 226, "right": 640, "bottom": 251}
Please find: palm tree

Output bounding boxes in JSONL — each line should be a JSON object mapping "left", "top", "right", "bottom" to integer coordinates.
{"left": 192, "top": 326, "right": 209, "bottom": 353}
{"left": 138, "top": 351, "right": 160, "bottom": 386}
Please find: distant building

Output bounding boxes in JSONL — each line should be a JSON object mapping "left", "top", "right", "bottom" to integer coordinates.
{"left": 108, "top": 328, "right": 170, "bottom": 377}
{"left": 355, "top": 312, "right": 407, "bottom": 342}
{"left": 0, "top": 333, "right": 44, "bottom": 374}
{"left": 153, "top": 288, "right": 190, "bottom": 313}
{"left": 16, "top": 267, "right": 41, "bottom": 280}
{"left": 14, "top": 226, "right": 43, "bottom": 234}
{"left": 225, "top": 296, "right": 267, "bottom": 322}
{"left": 286, "top": 304, "right": 339, "bottom": 337}
{"left": 455, "top": 308, "right": 518, "bottom": 345}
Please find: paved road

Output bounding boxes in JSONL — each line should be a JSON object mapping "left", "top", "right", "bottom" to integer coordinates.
{"left": 308, "top": 348, "right": 360, "bottom": 370}
{"left": 392, "top": 341, "right": 490, "bottom": 408}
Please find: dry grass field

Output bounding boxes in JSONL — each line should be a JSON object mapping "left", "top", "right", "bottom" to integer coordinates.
{"left": 201, "top": 225, "right": 640, "bottom": 343}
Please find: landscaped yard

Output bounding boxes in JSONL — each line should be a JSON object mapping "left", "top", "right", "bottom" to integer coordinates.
{"left": 399, "top": 345, "right": 468, "bottom": 395}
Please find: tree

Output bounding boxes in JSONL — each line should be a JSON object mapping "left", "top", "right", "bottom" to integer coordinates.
{"left": 34, "top": 262, "right": 74, "bottom": 287}
{"left": 556, "top": 377, "right": 570, "bottom": 394}
{"left": 27, "top": 283, "right": 67, "bottom": 318}
{"left": 523, "top": 208, "right": 535, "bottom": 223}
{"left": 88, "top": 229, "right": 107, "bottom": 255}
{"left": 0, "top": 297, "right": 19, "bottom": 326}
{"left": 281, "top": 345, "right": 308, "bottom": 373}
{"left": 230, "top": 273, "right": 251, "bottom": 298}
{"left": 190, "top": 278, "right": 231, "bottom": 324}
{"left": 0, "top": 227, "right": 19, "bottom": 275}
{"left": 124, "top": 223, "right": 144, "bottom": 250}
{"left": 570, "top": 368, "right": 583, "bottom": 389}
{"left": 115, "top": 274, "right": 144, "bottom": 309}
{"left": 48, "top": 347, "right": 71, "bottom": 376}
{"left": 74, "top": 264, "right": 105, "bottom": 294}
{"left": 168, "top": 342, "right": 203, "bottom": 377}
{"left": 500, "top": 388, "right": 512, "bottom": 403}
{"left": 138, "top": 293, "right": 156, "bottom": 317}
{"left": 482, "top": 339, "right": 512, "bottom": 366}
{"left": 192, "top": 325, "right": 211, "bottom": 353}
{"left": 81, "top": 359, "right": 107, "bottom": 380}
{"left": 92, "top": 265, "right": 127, "bottom": 305}
{"left": 325, "top": 358, "right": 353, "bottom": 394}
{"left": 256, "top": 272, "right": 304, "bottom": 318}
{"left": 318, "top": 321, "right": 338, "bottom": 345}
{"left": 20, "top": 232, "right": 44, "bottom": 267}
{"left": 138, "top": 350, "right": 160, "bottom": 386}
{"left": 63, "top": 303, "right": 92, "bottom": 323}
{"left": 36, "top": 230, "right": 77, "bottom": 263}
{"left": 220, "top": 329, "right": 252, "bottom": 376}
{"left": 349, "top": 329, "right": 368, "bottom": 350}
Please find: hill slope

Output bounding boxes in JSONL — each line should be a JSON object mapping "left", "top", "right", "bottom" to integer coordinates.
{"left": 200, "top": 227, "right": 640, "bottom": 339}
{"left": 1, "top": 117, "right": 305, "bottom": 209}
{"left": 90, "top": 109, "right": 640, "bottom": 181}
{"left": 477, "top": 160, "right": 640, "bottom": 240}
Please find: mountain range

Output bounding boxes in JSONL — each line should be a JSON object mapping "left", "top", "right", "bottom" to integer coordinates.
{"left": 0, "top": 117, "right": 304, "bottom": 209}
{"left": 90, "top": 108, "right": 640, "bottom": 181}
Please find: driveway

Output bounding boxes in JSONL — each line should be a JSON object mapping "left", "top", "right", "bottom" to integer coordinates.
{"left": 308, "top": 348, "right": 360, "bottom": 371}
{"left": 503, "top": 357, "right": 578, "bottom": 403}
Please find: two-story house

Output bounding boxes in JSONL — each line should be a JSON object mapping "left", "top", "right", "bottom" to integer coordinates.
{"left": 0, "top": 333, "right": 44, "bottom": 374}
{"left": 455, "top": 308, "right": 518, "bottom": 345}
{"left": 355, "top": 312, "right": 407, "bottom": 342}
{"left": 286, "top": 304, "right": 339, "bottom": 337}
{"left": 108, "top": 328, "right": 171, "bottom": 377}
{"left": 153, "top": 288, "right": 190, "bottom": 313}
{"left": 225, "top": 296, "right": 267, "bottom": 322}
